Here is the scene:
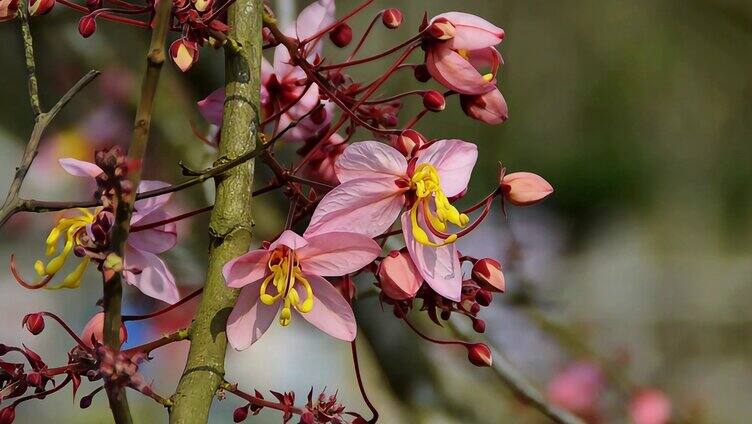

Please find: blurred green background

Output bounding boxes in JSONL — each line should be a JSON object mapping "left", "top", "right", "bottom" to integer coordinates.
{"left": 1, "top": 0, "right": 752, "bottom": 422}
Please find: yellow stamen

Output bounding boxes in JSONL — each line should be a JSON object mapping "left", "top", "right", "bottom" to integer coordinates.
{"left": 457, "top": 49, "right": 469, "bottom": 59}
{"left": 258, "top": 250, "right": 316, "bottom": 326}
{"left": 483, "top": 73, "right": 494, "bottom": 82}
{"left": 409, "top": 164, "right": 468, "bottom": 247}
{"left": 35, "top": 208, "right": 98, "bottom": 290}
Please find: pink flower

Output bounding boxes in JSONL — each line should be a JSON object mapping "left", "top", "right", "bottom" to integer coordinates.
{"left": 58, "top": 158, "right": 180, "bottom": 304}
{"left": 460, "top": 87, "right": 508, "bottom": 124}
{"left": 80, "top": 312, "right": 128, "bottom": 348}
{"left": 547, "top": 361, "right": 604, "bottom": 420}
{"left": 223, "top": 230, "right": 380, "bottom": 349}
{"left": 629, "top": 389, "right": 672, "bottom": 424}
{"left": 304, "top": 140, "right": 477, "bottom": 301}
{"left": 425, "top": 12, "right": 505, "bottom": 95}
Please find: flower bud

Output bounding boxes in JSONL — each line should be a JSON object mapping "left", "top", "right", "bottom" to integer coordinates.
{"left": 393, "top": 129, "right": 426, "bottom": 157}
{"left": 0, "top": 0, "right": 20, "bottom": 22}
{"left": 472, "top": 258, "right": 505, "bottom": 292}
{"left": 466, "top": 343, "right": 492, "bottom": 367}
{"left": 85, "top": 0, "right": 101, "bottom": 10}
{"left": 422, "top": 90, "right": 445, "bottom": 112}
{"left": 81, "top": 312, "right": 128, "bottom": 348}
{"left": 440, "top": 310, "right": 451, "bottom": 321}
{"left": 310, "top": 104, "right": 327, "bottom": 125}
{"left": 329, "top": 23, "right": 352, "bottom": 48}
{"left": 78, "top": 15, "right": 96, "bottom": 38}
{"left": 472, "top": 318, "right": 486, "bottom": 333}
{"left": 0, "top": 407, "right": 14, "bottom": 424}
{"left": 233, "top": 405, "right": 250, "bottom": 422}
{"left": 378, "top": 249, "right": 422, "bottom": 300}
{"left": 23, "top": 313, "right": 45, "bottom": 335}
{"left": 300, "top": 411, "right": 315, "bottom": 424}
{"left": 460, "top": 89, "right": 508, "bottom": 125}
{"left": 26, "top": 372, "right": 44, "bottom": 388}
{"left": 381, "top": 8, "right": 402, "bottom": 29}
{"left": 475, "top": 289, "right": 492, "bottom": 307}
{"left": 193, "top": 0, "right": 211, "bottom": 12}
{"left": 413, "top": 64, "right": 431, "bottom": 83}
{"left": 28, "top": 0, "right": 53, "bottom": 16}
{"left": 427, "top": 17, "right": 455, "bottom": 41}
{"left": 501, "top": 172, "right": 554, "bottom": 206}
{"left": 170, "top": 38, "right": 199, "bottom": 73}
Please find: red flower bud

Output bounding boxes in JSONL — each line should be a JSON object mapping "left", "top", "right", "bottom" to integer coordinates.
{"left": 233, "top": 405, "right": 250, "bottom": 422}
{"left": 170, "top": 38, "right": 199, "bottom": 72}
{"left": 23, "top": 313, "right": 45, "bottom": 335}
{"left": 393, "top": 129, "right": 426, "bottom": 157}
{"left": 460, "top": 89, "right": 509, "bottom": 125}
{"left": 193, "top": 0, "right": 212, "bottom": 13}
{"left": 501, "top": 172, "right": 554, "bottom": 206}
{"left": 78, "top": 15, "right": 97, "bottom": 38}
{"left": 413, "top": 64, "right": 431, "bottom": 83}
{"left": 28, "top": 0, "right": 53, "bottom": 16}
{"left": 310, "top": 105, "right": 327, "bottom": 125}
{"left": 422, "top": 90, "right": 445, "bottom": 112}
{"left": 0, "top": 407, "right": 14, "bottom": 424}
{"left": 329, "top": 23, "right": 352, "bottom": 48}
{"left": 0, "top": 0, "right": 20, "bottom": 22}
{"left": 466, "top": 343, "right": 493, "bottom": 367}
{"left": 81, "top": 312, "right": 128, "bottom": 348}
{"left": 472, "top": 258, "right": 505, "bottom": 292}
{"left": 472, "top": 318, "right": 486, "bottom": 333}
{"left": 26, "top": 372, "right": 44, "bottom": 388}
{"left": 427, "top": 18, "right": 455, "bottom": 41}
{"left": 378, "top": 249, "right": 422, "bottom": 300}
{"left": 475, "top": 289, "right": 492, "bottom": 307}
{"left": 85, "top": 0, "right": 101, "bottom": 9}
{"left": 300, "top": 411, "right": 315, "bottom": 424}
{"left": 381, "top": 8, "right": 402, "bottom": 29}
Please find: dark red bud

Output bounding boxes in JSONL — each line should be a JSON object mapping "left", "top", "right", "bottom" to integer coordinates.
{"left": 440, "top": 310, "right": 451, "bottom": 321}
{"left": 28, "top": 0, "right": 54, "bottom": 16}
{"left": 78, "top": 15, "right": 97, "bottom": 38}
{"left": 475, "top": 289, "right": 492, "bottom": 307}
{"left": 85, "top": 0, "right": 100, "bottom": 9}
{"left": 79, "top": 393, "right": 94, "bottom": 409}
{"left": 26, "top": 372, "right": 44, "bottom": 388}
{"left": 311, "top": 105, "right": 327, "bottom": 125}
{"left": 467, "top": 343, "right": 493, "bottom": 367}
{"left": 23, "top": 313, "right": 45, "bottom": 335}
{"left": 382, "top": 8, "right": 402, "bottom": 29}
{"left": 329, "top": 23, "right": 352, "bottom": 48}
{"left": 472, "top": 258, "right": 505, "bottom": 292}
{"left": 472, "top": 318, "right": 486, "bottom": 333}
{"left": 469, "top": 302, "right": 481, "bottom": 315}
{"left": 413, "top": 64, "right": 431, "bottom": 83}
{"left": 300, "top": 411, "right": 315, "bottom": 424}
{"left": 233, "top": 405, "right": 249, "bottom": 422}
{"left": 0, "top": 407, "right": 15, "bottom": 424}
{"left": 422, "top": 90, "right": 445, "bottom": 112}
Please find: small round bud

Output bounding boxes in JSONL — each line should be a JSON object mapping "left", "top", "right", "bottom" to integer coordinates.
{"left": 427, "top": 17, "right": 455, "bottom": 41}
{"left": 311, "top": 105, "right": 327, "bottom": 125}
{"left": 469, "top": 302, "right": 481, "bottom": 315}
{"left": 28, "top": 0, "right": 54, "bottom": 16}
{"left": 413, "top": 64, "right": 431, "bottom": 83}
{"left": 79, "top": 392, "right": 94, "bottom": 409}
{"left": 472, "top": 318, "right": 486, "bottom": 333}
{"left": 422, "top": 90, "right": 445, "bottom": 112}
{"left": 0, "top": 407, "right": 15, "bottom": 424}
{"left": 78, "top": 15, "right": 97, "bottom": 38}
{"left": 170, "top": 38, "right": 199, "bottom": 73}
{"left": 233, "top": 405, "right": 250, "bottom": 422}
{"left": 23, "top": 313, "right": 45, "bottom": 335}
{"left": 472, "top": 258, "right": 505, "bottom": 292}
{"left": 329, "top": 23, "right": 352, "bottom": 48}
{"left": 85, "top": 0, "right": 100, "bottom": 10}
{"left": 440, "top": 310, "right": 451, "bottom": 321}
{"left": 501, "top": 172, "right": 554, "bottom": 206}
{"left": 300, "top": 411, "right": 315, "bottom": 424}
{"left": 378, "top": 249, "right": 422, "bottom": 300}
{"left": 381, "top": 8, "right": 402, "bottom": 29}
{"left": 26, "top": 372, "right": 44, "bottom": 388}
{"left": 475, "top": 289, "right": 492, "bottom": 307}
{"left": 467, "top": 343, "right": 493, "bottom": 367}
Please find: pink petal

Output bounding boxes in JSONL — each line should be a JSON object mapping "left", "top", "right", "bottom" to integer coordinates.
{"left": 304, "top": 178, "right": 406, "bottom": 238}
{"left": 378, "top": 249, "right": 423, "bottom": 300}
{"left": 297, "top": 232, "right": 380, "bottom": 277}
{"left": 291, "top": 0, "right": 335, "bottom": 55}
{"left": 227, "top": 285, "right": 279, "bottom": 350}
{"left": 466, "top": 47, "right": 503, "bottom": 75}
{"left": 127, "top": 208, "right": 177, "bottom": 253}
{"left": 502, "top": 172, "right": 554, "bottom": 206}
{"left": 401, "top": 212, "right": 462, "bottom": 301}
{"left": 299, "top": 274, "right": 356, "bottom": 341}
{"left": 272, "top": 44, "right": 295, "bottom": 79}
{"left": 134, "top": 180, "right": 172, "bottom": 216}
{"left": 335, "top": 141, "right": 408, "bottom": 183}
{"left": 426, "top": 44, "right": 496, "bottom": 95}
{"left": 433, "top": 12, "right": 504, "bottom": 51}
{"left": 269, "top": 230, "right": 309, "bottom": 251}
{"left": 223, "top": 249, "right": 271, "bottom": 288}
{"left": 460, "top": 88, "right": 508, "bottom": 125}
{"left": 124, "top": 246, "right": 180, "bottom": 304}
{"left": 59, "top": 158, "right": 103, "bottom": 178}
{"left": 416, "top": 139, "right": 477, "bottom": 197}
{"left": 197, "top": 87, "right": 225, "bottom": 126}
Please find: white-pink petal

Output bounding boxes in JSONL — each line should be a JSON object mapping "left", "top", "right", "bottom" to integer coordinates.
{"left": 227, "top": 286, "right": 279, "bottom": 350}
{"left": 416, "top": 139, "right": 478, "bottom": 197}
{"left": 59, "top": 158, "right": 103, "bottom": 178}
{"left": 197, "top": 87, "right": 225, "bottom": 126}
{"left": 335, "top": 141, "right": 408, "bottom": 183}
{"left": 124, "top": 246, "right": 180, "bottom": 304}
{"left": 433, "top": 12, "right": 504, "bottom": 51}
{"left": 270, "top": 229, "right": 309, "bottom": 251}
{"left": 297, "top": 231, "right": 380, "bottom": 277}
{"left": 223, "top": 249, "right": 271, "bottom": 289}
{"left": 299, "top": 274, "right": 356, "bottom": 342}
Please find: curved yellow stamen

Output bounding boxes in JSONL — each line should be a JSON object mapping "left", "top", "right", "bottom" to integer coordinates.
{"left": 36, "top": 209, "right": 97, "bottom": 289}
{"left": 259, "top": 249, "right": 316, "bottom": 326}
{"left": 409, "top": 164, "right": 467, "bottom": 247}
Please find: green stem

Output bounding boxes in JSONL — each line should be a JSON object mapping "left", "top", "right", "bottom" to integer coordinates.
{"left": 169, "top": 0, "right": 262, "bottom": 421}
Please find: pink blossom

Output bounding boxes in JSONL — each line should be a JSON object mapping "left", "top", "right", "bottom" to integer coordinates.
{"left": 425, "top": 12, "right": 505, "bottom": 95}
{"left": 547, "top": 361, "right": 604, "bottom": 420}
{"left": 304, "top": 140, "right": 477, "bottom": 301}
{"left": 629, "top": 389, "right": 672, "bottom": 424}
{"left": 80, "top": 312, "right": 128, "bottom": 348}
{"left": 58, "top": 158, "right": 180, "bottom": 304}
{"left": 223, "top": 230, "right": 380, "bottom": 349}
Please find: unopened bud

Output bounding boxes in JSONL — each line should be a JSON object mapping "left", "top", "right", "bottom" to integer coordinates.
{"left": 23, "top": 313, "right": 45, "bottom": 335}
{"left": 26, "top": 372, "right": 43, "bottom": 388}
{"left": 469, "top": 302, "right": 481, "bottom": 315}
{"left": 81, "top": 312, "right": 128, "bottom": 348}
{"left": 311, "top": 105, "right": 327, "bottom": 125}
{"left": 440, "top": 310, "right": 451, "bottom": 321}
{"left": 79, "top": 393, "right": 94, "bottom": 409}
{"left": 393, "top": 129, "right": 426, "bottom": 157}
{"left": 233, "top": 405, "right": 250, "bottom": 422}
{"left": 0, "top": 407, "right": 14, "bottom": 424}
{"left": 78, "top": 15, "right": 96, "bottom": 38}
{"left": 475, "top": 289, "right": 492, "bottom": 307}
{"left": 193, "top": 0, "right": 211, "bottom": 12}
{"left": 413, "top": 64, "right": 431, "bottom": 83}
{"left": 85, "top": 0, "right": 101, "bottom": 9}
{"left": 422, "top": 90, "right": 445, "bottom": 112}
{"left": 472, "top": 318, "right": 486, "bottom": 333}
{"left": 300, "top": 411, "right": 315, "bottom": 424}
{"left": 170, "top": 38, "right": 199, "bottom": 72}
{"left": 378, "top": 249, "right": 422, "bottom": 300}
{"left": 427, "top": 17, "right": 455, "bottom": 41}
{"left": 382, "top": 8, "right": 402, "bottom": 29}
{"left": 467, "top": 343, "right": 493, "bottom": 367}
{"left": 501, "top": 172, "right": 554, "bottom": 206}
{"left": 472, "top": 258, "right": 505, "bottom": 292}
{"left": 28, "top": 0, "right": 53, "bottom": 16}
{"left": 329, "top": 23, "right": 352, "bottom": 48}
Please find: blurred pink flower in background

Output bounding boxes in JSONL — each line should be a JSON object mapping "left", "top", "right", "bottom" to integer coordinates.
{"left": 547, "top": 361, "right": 605, "bottom": 422}
{"left": 629, "top": 389, "right": 672, "bottom": 424}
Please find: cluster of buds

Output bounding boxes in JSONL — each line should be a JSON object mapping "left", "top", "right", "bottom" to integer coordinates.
{"left": 300, "top": 389, "right": 346, "bottom": 424}
{"left": 169, "top": 0, "right": 232, "bottom": 72}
